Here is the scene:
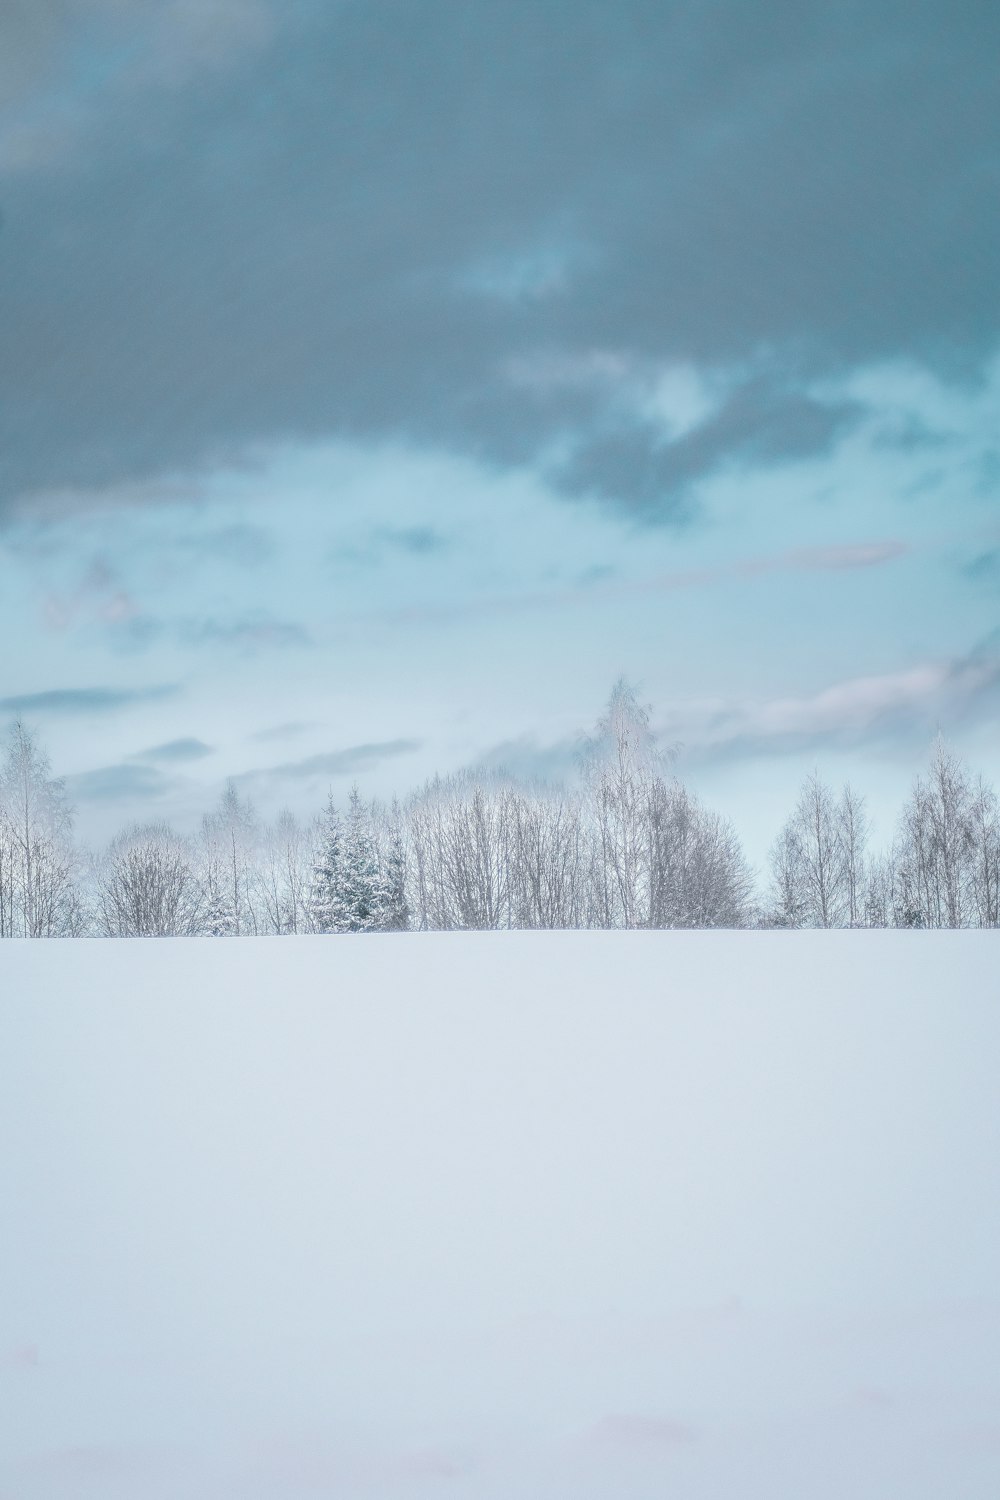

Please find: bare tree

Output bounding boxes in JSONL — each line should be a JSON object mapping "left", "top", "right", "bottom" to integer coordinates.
{"left": 967, "top": 776, "right": 1000, "bottom": 927}
{"left": 583, "top": 679, "right": 660, "bottom": 928}
{"left": 768, "top": 820, "right": 807, "bottom": 927}
{"left": 199, "top": 782, "right": 262, "bottom": 935}
{"left": 646, "top": 779, "right": 752, "bottom": 928}
{"left": 893, "top": 738, "right": 973, "bottom": 928}
{"left": 0, "top": 720, "right": 81, "bottom": 937}
{"left": 255, "top": 809, "right": 312, "bottom": 933}
{"left": 96, "top": 824, "right": 202, "bottom": 936}
{"left": 768, "top": 772, "right": 845, "bottom": 927}
{"left": 508, "top": 787, "right": 587, "bottom": 929}
{"left": 836, "top": 783, "right": 869, "bottom": 926}
{"left": 406, "top": 773, "right": 514, "bottom": 930}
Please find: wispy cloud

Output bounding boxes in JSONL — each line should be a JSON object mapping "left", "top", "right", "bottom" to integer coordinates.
{"left": 173, "top": 523, "right": 275, "bottom": 567}
{"left": 365, "top": 536, "right": 910, "bottom": 629}
{"left": 471, "top": 656, "right": 1000, "bottom": 786}
{"left": 239, "top": 739, "right": 422, "bottom": 785}
{"left": 672, "top": 655, "right": 1000, "bottom": 765}
{"left": 589, "top": 1413, "right": 698, "bottom": 1448}
{"left": 178, "top": 614, "right": 310, "bottom": 651}
{"left": 329, "top": 523, "right": 450, "bottom": 570}
{"left": 738, "top": 541, "right": 910, "bottom": 575}
{"left": 3, "top": 1343, "right": 39, "bottom": 1370}
{"left": 0, "top": 685, "right": 178, "bottom": 716}
{"left": 130, "top": 737, "right": 214, "bottom": 763}
{"left": 963, "top": 549, "right": 1000, "bottom": 586}
{"left": 65, "top": 764, "right": 174, "bottom": 803}
{"left": 250, "top": 721, "right": 320, "bottom": 742}
{"left": 113, "top": 613, "right": 311, "bottom": 654}
{"left": 473, "top": 735, "right": 584, "bottom": 784}
{"left": 23, "top": 1440, "right": 185, "bottom": 1488}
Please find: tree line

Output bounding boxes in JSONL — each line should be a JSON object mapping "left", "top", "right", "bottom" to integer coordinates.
{"left": 1, "top": 682, "right": 997, "bottom": 936}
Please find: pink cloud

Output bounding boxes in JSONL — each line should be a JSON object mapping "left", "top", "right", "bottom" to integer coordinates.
{"left": 591, "top": 1413, "right": 698, "bottom": 1448}
{"left": 394, "top": 1447, "right": 467, "bottom": 1481}
{"left": 4, "top": 1343, "right": 39, "bottom": 1370}
{"left": 667, "top": 653, "right": 1000, "bottom": 763}
{"left": 371, "top": 535, "right": 907, "bottom": 632}
{"left": 852, "top": 1386, "right": 896, "bottom": 1411}
{"left": 40, "top": 556, "right": 140, "bottom": 633}
{"left": 784, "top": 540, "right": 910, "bottom": 570}
{"left": 739, "top": 540, "right": 910, "bottom": 576}
{"left": 32, "top": 1445, "right": 166, "bottom": 1483}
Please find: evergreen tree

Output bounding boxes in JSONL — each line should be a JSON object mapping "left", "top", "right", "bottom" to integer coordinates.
{"left": 309, "top": 792, "right": 344, "bottom": 933}
{"left": 203, "top": 879, "right": 237, "bottom": 936}
{"left": 333, "top": 787, "right": 393, "bottom": 932}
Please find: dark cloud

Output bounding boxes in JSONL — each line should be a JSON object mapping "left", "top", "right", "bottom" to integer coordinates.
{"left": 0, "top": 1, "right": 996, "bottom": 519}
{"left": 0, "top": 685, "right": 177, "bottom": 715}
{"left": 555, "top": 384, "right": 863, "bottom": 512}
{"left": 241, "top": 739, "right": 422, "bottom": 783}
{"left": 65, "top": 764, "right": 173, "bottom": 803}
{"left": 131, "top": 737, "right": 214, "bottom": 763}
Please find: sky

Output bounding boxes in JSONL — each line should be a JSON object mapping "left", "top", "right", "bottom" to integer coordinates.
{"left": 0, "top": 0, "right": 998, "bottom": 862}
{"left": 3, "top": 932, "right": 1000, "bottom": 1499}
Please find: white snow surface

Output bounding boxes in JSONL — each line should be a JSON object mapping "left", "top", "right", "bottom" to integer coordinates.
{"left": 1, "top": 931, "right": 998, "bottom": 1498}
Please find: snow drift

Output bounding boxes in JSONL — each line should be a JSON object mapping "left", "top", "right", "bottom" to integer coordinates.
{"left": 1, "top": 931, "right": 998, "bottom": 1498}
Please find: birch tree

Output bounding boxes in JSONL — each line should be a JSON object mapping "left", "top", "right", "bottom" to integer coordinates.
{"left": 0, "top": 720, "right": 80, "bottom": 937}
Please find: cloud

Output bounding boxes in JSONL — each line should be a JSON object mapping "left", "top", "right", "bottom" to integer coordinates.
{"left": 131, "top": 737, "right": 214, "bottom": 763}
{"left": 0, "top": 685, "right": 177, "bottom": 715}
{"left": 0, "top": 1, "right": 282, "bottom": 174}
{"left": 177, "top": 614, "right": 310, "bottom": 651}
{"left": 393, "top": 1448, "right": 467, "bottom": 1481}
{"left": 240, "top": 739, "right": 422, "bottom": 784}
{"left": 359, "top": 534, "right": 908, "bottom": 629}
{"left": 112, "top": 613, "right": 311, "bottom": 653}
{"left": 24, "top": 1441, "right": 183, "bottom": 1487}
{"left": 1, "top": 1, "right": 996, "bottom": 516}
{"left": 963, "top": 549, "right": 1000, "bottom": 586}
{"left": 473, "top": 735, "right": 585, "bottom": 784}
{"left": 250, "top": 721, "right": 319, "bottom": 742}
{"left": 175, "top": 523, "right": 275, "bottom": 567}
{"left": 253, "top": 1436, "right": 472, "bottom": 1492}
{"left": 374, "top": 524, "right": 448, "bottom": 555}
{"left": 141, "top": 0, "right": 278, "bottom": 84}
{"left": 469, "top": 653, "right": 1000, "bottom": 780}
{"left": 3, "top": 1343, "right": 39, "bottom": 1370}
{"left": 553, "top": 381, "right": 862, "bottom": 513}
{"left": 671, "top": 655, "right": 1000, "bottom": 766}
{"left": 329, "top": 523, "right": 450, "bottom": 570}
{"left": 65, "top": 764, "right": 174, "bottom": 802}
{"left": 590, "top": 1413, "right": 698, "bottom": 1448}
{"left": 739, "top": 540, "right": 910, "bottom": 575}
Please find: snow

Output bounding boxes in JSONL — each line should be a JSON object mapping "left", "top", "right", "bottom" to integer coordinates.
{"left": 1, "top": 931, "right": 998, "bottom": 1498}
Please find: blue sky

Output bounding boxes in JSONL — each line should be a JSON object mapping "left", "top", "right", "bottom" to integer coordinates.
{"left": 1, "top": 0, "right": 998, "bottom": 862}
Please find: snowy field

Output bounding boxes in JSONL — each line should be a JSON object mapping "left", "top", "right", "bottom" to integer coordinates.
{"left": 1, "top": 932, "right": 999, "bottom": 1499}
